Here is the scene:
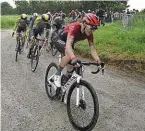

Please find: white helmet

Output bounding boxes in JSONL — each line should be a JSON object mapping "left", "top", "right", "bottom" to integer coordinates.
{"left": 47, "top": 12, "right": 51, "bottom": 15}
{"left": 33, "top": 13, "right": 38, "bottom": 17}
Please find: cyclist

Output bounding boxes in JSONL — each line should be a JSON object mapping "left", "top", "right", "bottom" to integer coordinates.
{"left": 27, "top": 14, "right": 50, "bottom": 58}
{"left": 88, "top": 9, "right": 91, "bottom": 13}
{"left": 69, "top": 10, "right": 77, "bottom": 23}
{"left": 47, "top": 13, "right": 66, "bottom": 45}
{"left": 12, "top": 14, "right": 29, "bottom": 51}
{"left": 52, "top": 13, "right": 101, "bottom": 87}
{"left": 52, "top": 12, "right": 59, "bottom": 20}
{"left": 28, "top": 13, "right": 39, "bottom": 41}
{"left": 81, "top": 10, "right": 86, "bottom": 17}
{"left": 47, "top": 12, "right": 53, "bottom": 21}
{"left": 75, "top": 10, "right": 82, "bottom": 22}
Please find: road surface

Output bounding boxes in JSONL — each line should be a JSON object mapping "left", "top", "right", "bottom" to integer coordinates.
{"left": 1, "top": 30, "right": 145, "bottom": 131}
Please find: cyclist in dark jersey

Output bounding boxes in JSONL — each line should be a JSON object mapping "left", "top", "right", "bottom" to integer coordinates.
{"left": 52, "top": 13, "right": 101, "bottom": 87}
{"left": 12, "top": 14, "right": 29, "bottom": 51}
{"left": 27, "top": 14, "right": 50, "bottom": 58}
{"left": 69, "top": 10, "right": 77, "bottom": 23}
{"left": 28, "top": 13, "right": 38, "bottom": 41}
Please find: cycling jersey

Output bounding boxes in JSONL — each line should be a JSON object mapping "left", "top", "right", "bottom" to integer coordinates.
{"left": 53, "top": 22, "right": 94, "bottom": 55}
{"left": 13, "top": 18, "right": 29, "bottom": 32}
{"left": 64, "top": 22, "right": 93, "bottom": 45}
{"left": 33, "top": 16, "right": 49, "bottom": 38}
{"left": 53, "top": 16, "right": 65, "bottom": 30}
{"left": 29, "top": 16, "right": 37, "bottom": 30}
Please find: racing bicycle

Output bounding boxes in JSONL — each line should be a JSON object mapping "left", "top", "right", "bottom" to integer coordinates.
{"left": 45, "top": 54, "right": 105, "bottom": 131}
{"left": 30, "top": 37, "right": 45, "bottom": 72}
{"left": 14, "top": 32, "right": 25, "bottom": 62}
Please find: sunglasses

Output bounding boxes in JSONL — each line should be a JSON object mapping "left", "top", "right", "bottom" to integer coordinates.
{"left": 86, "top": 25, "right": 97, "bottom": 31}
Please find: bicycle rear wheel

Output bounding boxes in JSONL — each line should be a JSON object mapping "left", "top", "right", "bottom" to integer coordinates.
{"left": 51, "top": 42, "right": 57, "bottom": 56}
{"left": 15, "top": 40, "right": 21, "bottom": 62}
{"left": 67, "top": 80, "right": 99, "bottom": 131}
{"left": 31, "top": 45, "right": 39, "bottom": 72}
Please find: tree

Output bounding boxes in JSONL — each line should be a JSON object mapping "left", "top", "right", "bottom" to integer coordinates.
{"left": 1, "top": 2, "right": 14, "bottom": 15}
{"left": 15, "top": 1, "right": 30, "bottom": 14}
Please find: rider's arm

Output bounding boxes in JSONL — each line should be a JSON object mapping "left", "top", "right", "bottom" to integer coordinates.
{"left": 13, "top": 18, "right": 20, "bottom": 31}
{"left": 88, "top": 34, "right": 101, "bottom": 63}
{"left": 90, "top": 44, "right": 101, "bottom": 63}
{"left": 65, "top": 36, "right": 75, "bottom": 58}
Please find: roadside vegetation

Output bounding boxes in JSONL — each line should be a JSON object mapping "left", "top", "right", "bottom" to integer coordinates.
{"left": 1, "top": 15, "right": 19, "bottom": 29}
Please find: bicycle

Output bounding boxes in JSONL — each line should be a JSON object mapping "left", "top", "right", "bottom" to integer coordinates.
{"left": 25, "top": 29, "right": 31, "bottom": 48}
{"left": 45, "top": 55, "right": 105, "bottom": 131}
{"left": 30, "top": 37, "right": 45, "bottom": 72}
{"left": 14, "top": 32, "right": 24, "bottom": 62}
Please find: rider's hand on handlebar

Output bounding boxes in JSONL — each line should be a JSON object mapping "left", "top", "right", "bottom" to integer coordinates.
{"left": 71, "top": 56, "right": 80, "bottom": 67}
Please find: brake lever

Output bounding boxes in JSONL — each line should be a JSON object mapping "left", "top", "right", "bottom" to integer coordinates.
{"left": 91, "top": 62, "right": 105, "bottom": 75}
{"left": 101, "top": 62, "right": 105, "bottom": 75}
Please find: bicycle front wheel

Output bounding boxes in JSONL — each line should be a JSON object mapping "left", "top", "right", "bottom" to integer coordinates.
{"left": 67, "top": 80, "right": 99, "bottom": 131}
{"left": 45, "top": 62, "right": 58, "bottom": 100}
{"left": 31, "top": 45, "right": 39, "bottom": 72}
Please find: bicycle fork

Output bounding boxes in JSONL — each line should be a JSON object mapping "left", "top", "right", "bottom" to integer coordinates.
{"left": 76, "top": 76, "right": 84, "bottom": 107}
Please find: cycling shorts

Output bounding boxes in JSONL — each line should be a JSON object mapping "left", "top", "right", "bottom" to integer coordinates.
{"left": 53, "top": 28, "right": 75, "bottom": 55}
{"left": 16, "top": 26, "right": 26, "bottom": 33}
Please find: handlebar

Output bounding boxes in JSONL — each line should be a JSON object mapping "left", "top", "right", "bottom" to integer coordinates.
{"left": 72, "top": 60, "right": 105, "bottom": 75}
{"left": 81, "top": 61, "right": 105, "bottom": 75}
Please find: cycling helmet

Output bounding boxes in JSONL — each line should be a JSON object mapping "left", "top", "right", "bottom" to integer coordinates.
{"left": 21, "top": 14, "right": 27, "bottom": 20}
{"left": 47, "top": 12, "right": 51, "bottom": 15}
{"left": 92, "top": 11, "right": 96, "bottom": 14}
{"left": 33, "top": 13, "right": 38, "bottom": 17}
{"left": 82, "top": 13, "right": 100, "bottom": 26}
{"left": 42, "top": 14, "right": 49, "bottom": 21}
{"left": 88, "top": 9, "right": 91, "bottom": 13}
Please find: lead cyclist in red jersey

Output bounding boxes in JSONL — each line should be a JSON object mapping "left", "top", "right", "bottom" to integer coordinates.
{"left": 52, "top": 13, "right": 101, "bottom": 87}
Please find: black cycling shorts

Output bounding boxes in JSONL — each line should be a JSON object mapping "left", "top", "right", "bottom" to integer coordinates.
{"left": 33, "top": 28, "right": 43, "bottom": 38}
{"left": 53, "top": 29, "right": 67, "bottom": 55}
{"left": 16, "top": 26, "right": 26, "bottom": 33}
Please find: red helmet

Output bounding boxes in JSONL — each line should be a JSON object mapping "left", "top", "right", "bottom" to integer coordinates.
{"left": 82, "top": 13, "right": 100, "bottom": 26}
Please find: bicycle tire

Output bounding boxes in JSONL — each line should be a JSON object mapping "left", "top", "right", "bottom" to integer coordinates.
{"left": 31, "top": 45, "right": 39, "bottom": 72}
{"left": 67, "top": 80, "right": 99, "bottom": 131}
{"left": 15, "top": 40, "right": 20, "bottom": 62}
{"left": 51, "top": 43, "right": 58, "bottom": 56}
{"left": 45, "top": 62, "right": 58, "bottom": 100}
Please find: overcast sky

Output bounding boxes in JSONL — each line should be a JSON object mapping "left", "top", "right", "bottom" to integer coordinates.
{"left": 1, "top": 0, "right": 145, "bottom": 11}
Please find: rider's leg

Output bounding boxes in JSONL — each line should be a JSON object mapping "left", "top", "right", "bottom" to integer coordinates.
{"left": 21, "top": 28, "right": 27, "bottom": 51}
{"left": 27, "top": 29, "right": 38, "bottom": 58}
{"left": 15, "top": 28, "right": 21, "bottom": 51}
{"left": 53, "top": 38, "right": 72, "bottom": 87}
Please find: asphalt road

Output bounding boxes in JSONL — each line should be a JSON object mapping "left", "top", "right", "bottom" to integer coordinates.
{"left": 1, "top": 30, "right": 145, "bottom": 131}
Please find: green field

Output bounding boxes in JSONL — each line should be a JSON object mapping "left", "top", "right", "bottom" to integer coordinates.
{"left": 1, "top": 15, "right": 19, "bottom": 29}
{"left": 75, "top": 21, "right": 145, "bottom": 63}
{"left": 1, "top": 15, "right": 145, "bottom": 64}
